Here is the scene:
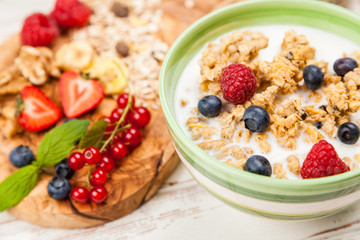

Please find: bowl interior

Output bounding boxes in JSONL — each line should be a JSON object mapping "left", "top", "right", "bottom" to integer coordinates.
{"left": 160, "top": 0, "right": 360, "bottom": 197}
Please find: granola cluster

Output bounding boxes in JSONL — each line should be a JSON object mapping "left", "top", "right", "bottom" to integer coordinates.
{"left": 183, "top": 29, "right": 360, "bottom": 179}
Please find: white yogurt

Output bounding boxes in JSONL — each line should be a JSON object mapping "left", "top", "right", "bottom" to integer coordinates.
{"left": 174, "top": 24, "right": 360, "bottom": 179}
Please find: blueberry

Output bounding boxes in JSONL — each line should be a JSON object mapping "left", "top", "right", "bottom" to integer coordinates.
{"left": 9, "top": 145, "right": 35, "bottom": 168}
{"left": 333, "top": 58, "right": 358, "bottom": 76}
{"left": 337, "top": 122, "right": 359, "bottom": 144}
{"left": 244, "top": 155, "right": 272, "bottom": 176}
{"left": 303, "top": 65, "right": 324, "bottom": 90}
{"left": 243, "top": 105, "right": 270, "bottom": 133}
{"left": 197, "top": 95, "right": 222, "bottom": 117}
{"left": 55, "top": 158, "right": 75, "bottom": 179}
{"left": 47, "top": 176, "right": 71, "bottom": 200}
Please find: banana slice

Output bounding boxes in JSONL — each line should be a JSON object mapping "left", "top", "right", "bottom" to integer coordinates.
{"left": 55, "top": 40, "right": 94, "bottom": 71}
{"left": 88, "top": 57, "right": 129, "bottom": 95}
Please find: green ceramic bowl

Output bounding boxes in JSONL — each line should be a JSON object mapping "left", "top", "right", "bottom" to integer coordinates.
{"left": 159, "top": 0, "right": 360, "bottom": 220}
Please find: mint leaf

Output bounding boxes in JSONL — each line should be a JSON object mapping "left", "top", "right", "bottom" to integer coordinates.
{"left": 78, "top": 119, "right": 108, "bottom": 149}
{"left": 0, "top": 165, "right": 39, "bottom": 211}
{"left": 36, "top": 120, "right": 90, "bottom": 167}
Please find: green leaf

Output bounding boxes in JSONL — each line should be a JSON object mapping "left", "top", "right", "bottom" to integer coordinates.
{"left": 0, "top": 165, "right": 39, "bottom": 211}
{"left": 36, "top": 120, "right": 90, "bottom": 167}
{"left": 78, "top": 118, "right": 108, "bottom": 149}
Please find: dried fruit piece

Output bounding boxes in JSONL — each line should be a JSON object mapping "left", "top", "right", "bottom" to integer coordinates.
{"left": 87, "top": 57, "right": 128, "bottom": 95}
{"left": 55, "top": 40, "right": 95, "bottom": 72}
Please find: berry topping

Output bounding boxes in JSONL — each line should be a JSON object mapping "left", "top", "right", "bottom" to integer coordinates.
{"left": 17, "top": 86, "right": 62, "bottom": 132}
{"left": 121, "top": 127, "right": 142, "bottom": 148}
{"left": 244, "top": 155, "right": 272, "bottom": 176}
{"left": 337, "top": 122, "right": 360, "bottom": 145}
{"left": 110, "top": 108, "right": 125, "bottom": 122}
{"left": 117, "top": 93, "right": 135, "bottom": 109}
{"left": 243, "top": 105, "right": 270, "bottom": 133}
{"left": 303, "top": 65, "right": 324, "bottom": 90}
{"left": 51, "top": 0, "right": 92, "bottom": 29}
{"left": 197, "top": 95, "right": 222, "bottom": 118}
{"left": 83, "top": 147, "right": 101, "bottom": 165}
{"left": 128, "top": 107, "right": 151, "bottom": 128}
{"left": 9, "top": 145, "right": 35, "bottom": 168}
{"left": 47, "top": 176, "right": 71, "bottom": 200}
{"left": 90, "top": 168, "right": 107, "bottom": 186}
{"left": 68, "top": 152, "right": 85, "bottom": 170}
{"left": 90, "top": 186, "right": 107, "bottom": 204}
{"left": 96, "top": 155, "right": 115, "bottom": 172}
{"left": 220, "top": 64, "right": 257, "bottom": 105}
{"left": 110, "top": 142, "right": 127, "bottom": 161}
{"left": 301, "top": 140, "right": 350, "bottom": 179}
{"left": 333, "top": 58, "right": 358, "bottom": 76}
{"left": 71, "top": 186, "right": 90, "bottom": 204}
{"left": 59, "top": 71, "right": 104, "bottom": 118}
{"left": 55, "top": 159, "right": 75, "bottom": 179}
{"left": 20, "top": 13, "right": 59, "bottom": 47}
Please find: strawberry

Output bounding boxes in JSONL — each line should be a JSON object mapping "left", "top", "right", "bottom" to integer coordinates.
{"left": 59, "top": 71, "right": 104, "bottom": 118}
{"left": 17, "top": 86, "right": 62, "bottom": 132}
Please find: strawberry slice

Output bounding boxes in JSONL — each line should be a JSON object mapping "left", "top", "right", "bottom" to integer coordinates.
{"left": 60, "top": 71, "right": 104, "bottom": 118}
{"left": 17, "top": 86, "right": 62, "bottom": 132}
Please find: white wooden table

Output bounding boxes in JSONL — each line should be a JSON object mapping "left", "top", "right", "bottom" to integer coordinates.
{"left": 1, "top": 1, "right": 360, "bottom": 239}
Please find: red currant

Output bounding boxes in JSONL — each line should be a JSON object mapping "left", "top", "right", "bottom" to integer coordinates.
{"left": 83, "top": 147, "right": 101, "bottom": 165}
{"left": 117, "top": 93, "right": 135, "bottom": 109}
{"left": 121, "top": 127, "right": 142, "bottom": 148}
{"left": 112, "top": 134, "right": 121, "bottom": 144}
{"left": 110, "top": 108, "right": 125, "bottom": 122}
{"left": 90, "top": 186, "right": 107, "bottom": 204}
{"left": 71, "top": 186, "right": 90, "bottom": 204}
{"left": 103, "top": 116, "right": 115, "bottom": 132}
{"left": 128, "top": 107, "right": 151, "bottom": 128}
{"left": 96, "top": 155, "right": 115, "bottom": 172}
{"left": 68, "top": 152, "right": 85, "bottom": 170}
{"left": 90, "top": 168, "right": 107, "bottom": 186}
{"left": 110, "top": 142, "right": 127, "bottom": 161}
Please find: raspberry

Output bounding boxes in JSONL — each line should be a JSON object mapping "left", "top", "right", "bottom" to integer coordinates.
{"left": 20, "top": 13, "right": 59, "bottom": 47}
{"left": 301, "top": 140, "right": 350, "bottom": 179}
{"left": 220, "top": 64, "right": 257, "bottom": 104}
{"left": 51, "top": 0, "right": 92, "bottom": 29}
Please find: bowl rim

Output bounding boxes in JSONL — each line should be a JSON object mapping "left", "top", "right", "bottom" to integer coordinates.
{"left": 159, "top": 0, "right": 360, "bottom": 189}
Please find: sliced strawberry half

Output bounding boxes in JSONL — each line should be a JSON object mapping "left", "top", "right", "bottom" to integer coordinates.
{"left": 60, "top": 71, "right": 104, "bottom": 118}
{"left": 17, "top": 86, "right": 62, "bottom": 132}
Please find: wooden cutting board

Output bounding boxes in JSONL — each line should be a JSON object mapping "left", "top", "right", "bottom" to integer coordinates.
{"left": 0, "top": 0, "right": 238, "bottom": 229}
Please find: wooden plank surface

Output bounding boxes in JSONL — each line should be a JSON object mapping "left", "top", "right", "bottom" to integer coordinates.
{"left": 1, "top": 0, "right": 360, "bottom": 239}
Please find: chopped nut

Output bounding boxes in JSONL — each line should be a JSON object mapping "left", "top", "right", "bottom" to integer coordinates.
{"left": 16, "top": 46, "right": 60, "bottom": 85}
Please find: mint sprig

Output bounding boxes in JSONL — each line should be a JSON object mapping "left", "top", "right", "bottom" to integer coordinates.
{"left": 0, "top": 120, "right": 90, "bottom": 211}
{"left": 0, "top": 165, "right": 38, "bottom": 211}
{"left": 78, "top": 118, "right": 108, "bottom": 149}
{"left": 36, "top": 120, "right": 90, "bottom": 167}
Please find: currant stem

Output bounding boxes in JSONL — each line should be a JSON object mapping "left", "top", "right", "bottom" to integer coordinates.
{"left": 100, "top": 91, "right": 133, "bottom": 153}
{"left": 86, "top": 165, "right": 92, "bottom": 185}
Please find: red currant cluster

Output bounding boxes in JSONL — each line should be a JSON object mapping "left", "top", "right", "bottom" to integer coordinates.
{"left": 68, "top": 93, "right": 151, "bottom": 204}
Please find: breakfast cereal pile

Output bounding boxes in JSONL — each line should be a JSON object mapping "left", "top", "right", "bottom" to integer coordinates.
{"left": 183, "top": 29, "right": 360, "bottom": 179}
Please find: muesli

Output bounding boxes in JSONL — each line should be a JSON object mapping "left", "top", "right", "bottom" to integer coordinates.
{"left": 176, "top": 26, "right": 360, "bottom": 179}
